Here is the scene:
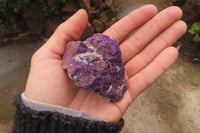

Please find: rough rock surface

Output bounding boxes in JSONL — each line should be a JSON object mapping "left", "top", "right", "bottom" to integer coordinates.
{"left": 62, "top": 33, "right": 128, "bottom": 102}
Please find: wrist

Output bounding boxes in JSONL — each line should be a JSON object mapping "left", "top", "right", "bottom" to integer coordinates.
{"left": 22, "top": 92, "right": 106, "bottom": 121}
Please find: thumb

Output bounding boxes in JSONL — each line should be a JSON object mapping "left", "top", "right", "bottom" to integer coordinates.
{"left": 44, "top": 9, "right": 88, "bottom": 56}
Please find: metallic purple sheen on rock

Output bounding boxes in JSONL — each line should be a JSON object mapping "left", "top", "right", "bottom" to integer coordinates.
{"left": 62, "top": 33, "right": 128, "bottom": 102}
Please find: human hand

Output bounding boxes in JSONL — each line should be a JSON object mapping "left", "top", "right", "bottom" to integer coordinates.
{"left": 25, "top": 5, "right": 186, "bottom": 122}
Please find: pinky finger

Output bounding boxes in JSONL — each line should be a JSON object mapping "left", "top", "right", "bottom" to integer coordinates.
{"left": 128, "top": 47, "right": 178, "bottom": 100}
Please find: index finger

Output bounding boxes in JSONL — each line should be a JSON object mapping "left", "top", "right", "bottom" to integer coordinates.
{"left": 103, "top": 4, "right": 157, "bottom": 43}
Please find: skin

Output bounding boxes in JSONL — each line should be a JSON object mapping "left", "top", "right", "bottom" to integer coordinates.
{"left": 25, "top": 5, "right": 187, "bottom": 122}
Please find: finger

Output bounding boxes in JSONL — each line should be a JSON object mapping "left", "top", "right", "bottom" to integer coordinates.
{"left": 121, "top": 6, "right": 182, "bottom": 64}
{"left": 44, "top": 9, "right": 88, "bottom": 56}
{"left": 128, "top": 47, "right": 178, "bottom": 99}
{"left": 103, "top": 4, "right": 157, "bottom": 43}
{"left": 125, "top": 20, "right": 187, "bottom": 79}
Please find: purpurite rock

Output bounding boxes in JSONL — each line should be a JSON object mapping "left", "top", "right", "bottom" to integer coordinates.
{"left": 62, "top": 33, "right": 128, "bottom": 102}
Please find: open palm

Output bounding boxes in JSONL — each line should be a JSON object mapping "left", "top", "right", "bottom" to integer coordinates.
{"left": 25, "top": 5, "right": 186, "bottom": 122}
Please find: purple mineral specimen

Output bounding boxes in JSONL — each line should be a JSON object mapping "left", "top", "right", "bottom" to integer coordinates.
{"left": 62, "top": 33, "right": 128, "bottom": 102}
